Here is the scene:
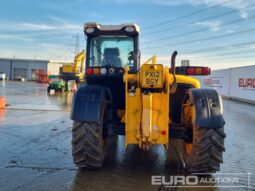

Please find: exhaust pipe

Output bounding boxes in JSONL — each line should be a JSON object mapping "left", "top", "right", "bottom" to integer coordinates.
{"left": 171, "top": 51, "right": 178, "bottom": 74}
{"left": 170, "top": 51, "right": 178, "bottom": 93}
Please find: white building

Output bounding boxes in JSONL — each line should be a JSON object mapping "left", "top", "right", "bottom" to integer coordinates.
{"left": 0, "top": 58, "right": 72, "bottom": 80}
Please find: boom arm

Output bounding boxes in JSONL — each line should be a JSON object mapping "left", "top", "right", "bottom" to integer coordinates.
{"left": 73, "top": 50, "right": 86, "bottom": 73}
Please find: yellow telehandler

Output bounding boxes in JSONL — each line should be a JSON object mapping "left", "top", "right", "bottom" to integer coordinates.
{"left": 70, "top": 23, "right": 225, "bottom": 173}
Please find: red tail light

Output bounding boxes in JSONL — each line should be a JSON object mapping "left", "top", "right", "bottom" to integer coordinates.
{"left": 202, "top": 67, "right": 210, "bottom": 75}
{"left": 175, "top": 66, "right": 211, "bottom": 76}
{"left": 86, "top": 68, "right": 93, "bottom": 75}
{"left": 187, "top": 67, "right": 195, "bottom": 75}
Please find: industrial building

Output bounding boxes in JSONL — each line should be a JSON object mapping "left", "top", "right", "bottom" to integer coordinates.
{"left": 0, "top": 58, "right": 72, "bottom": 80}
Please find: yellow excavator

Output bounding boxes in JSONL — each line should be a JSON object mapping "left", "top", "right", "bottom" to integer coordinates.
{"left": 60, "top": 50, "right": 85, "bottom": 83}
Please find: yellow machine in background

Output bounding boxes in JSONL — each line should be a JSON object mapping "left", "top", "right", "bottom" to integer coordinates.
{"left": 61, "top": 50, "right": 85, "bottom": 82}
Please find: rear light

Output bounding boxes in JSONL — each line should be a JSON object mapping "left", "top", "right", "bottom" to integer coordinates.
{"left": 85, "top": 27, "right": 95, "bottom": 34}
{"left": 86, "top": 67, "right": 125, "bottom": 76}
{"left": 100, "top": 68, "right": 107, "bottom": 74}
{"left": 109, "top": 68, "right": 115, "bottom": 74}
{"left": 175, "top": 66, "right": 211, "bottom": 76}
{"left": 93, "top": 68, "right": 100, "bottom": 75}
{"left": 161, "top": 130, "right": 167, "bottom": 136}
{"left": 175, "top": 67, "right": 186, "bottom": 75}
{"left": 125, "top": 26, "right": 135, "bottom": 32}
{"left": 202, "top": 67, "right": 210, "bottom": 75}
{"left": 195, "top": 68, "right": 202, "bottom": 75}
{"left": 187, "top": 67, "right": 195, "bottom": 75}
{"left": 86, "top": 68, "right": 93, "bottom": 75}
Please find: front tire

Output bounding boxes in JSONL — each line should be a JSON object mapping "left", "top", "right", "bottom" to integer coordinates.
{"left": 72, "top": 122, "right": 105, "bottom": 169}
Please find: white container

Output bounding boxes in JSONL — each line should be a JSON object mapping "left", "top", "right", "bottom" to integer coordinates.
{"left": 195, "top": 65, "right": 255, "bottom": 103}
{"left": 0, "top": 73, "right": 6, "bottom": 81}
{"left": 20, "top": 78, "right": 27, "bottom": 82}
{"left": 68, "top": 80, "right": 76, "bottom": 91}
{"left": 229, "top": 65, "right": 255, "bottom": 103}
{"left": 50, "top": 89, "right": 55, "bottom": 95}
{"left": 197, "top": 69, "right": 231, "bottom": 97}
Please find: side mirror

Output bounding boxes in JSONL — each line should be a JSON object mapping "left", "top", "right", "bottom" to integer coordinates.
{"left": 128, "top": 50, "right": 140, "bottom": 74}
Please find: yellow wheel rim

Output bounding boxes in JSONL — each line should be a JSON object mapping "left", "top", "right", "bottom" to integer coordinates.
{"left": 183, "top": 97, "right": 193, "bottom": 155}
{"left": 185, "top": 143, "right": 193, "bottom": 155}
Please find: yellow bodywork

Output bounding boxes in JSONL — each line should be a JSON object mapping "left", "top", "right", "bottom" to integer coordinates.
{"left": 123, "top": 56, "right": 200, "bottom": 149}
{"left": 62, "top": 50, "right": 86, "bottom": 82}
{"left": 62, "top": 65, "right": 73, "bottom": 73}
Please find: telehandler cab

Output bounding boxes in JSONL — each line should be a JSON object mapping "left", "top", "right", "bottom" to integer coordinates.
{"left": 71, "top": 23, "right": 225, "bottom": 173}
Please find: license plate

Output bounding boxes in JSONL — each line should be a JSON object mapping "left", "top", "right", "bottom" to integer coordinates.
{"left": 142, "top": 71, "right": 163, "bottom": 88}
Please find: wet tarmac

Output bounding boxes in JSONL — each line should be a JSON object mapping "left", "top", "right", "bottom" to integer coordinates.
{"left": 0, "top": 81, "right": 254, "bottom": 191}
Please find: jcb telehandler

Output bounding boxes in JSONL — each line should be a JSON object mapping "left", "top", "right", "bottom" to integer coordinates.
{"left": 71, "top": 23, "right": 225, "bottom": 173}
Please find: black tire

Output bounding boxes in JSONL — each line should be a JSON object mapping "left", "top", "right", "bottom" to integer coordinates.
{"left": 183, "top": 126, "right": 226, "bottom": 173}
{"left": 182, "top": 93, "right": 226, "bottom": 173}
{"left": 72, "top": 121, "right": 105, "bottom": 169}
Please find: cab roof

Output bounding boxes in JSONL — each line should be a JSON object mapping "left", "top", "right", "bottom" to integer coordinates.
{"left": 84, "top": 22, "right": 140, "bottom": 34}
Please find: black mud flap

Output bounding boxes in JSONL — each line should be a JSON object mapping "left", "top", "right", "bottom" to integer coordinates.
{"left": 187, "top": 88, "right": 225, "bottom": 129}
{"left": 70, "top": 84, "right": 111, "bottom": 123}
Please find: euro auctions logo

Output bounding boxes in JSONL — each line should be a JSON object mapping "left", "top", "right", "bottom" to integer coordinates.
{"left": 151, "top": 173, "right": 253, "bottom": 188}
{"left": 152, "top": 175, "right": 199, "bottom": 186}
{"left": 238, "top": 78, "right": 255, "bottom": 90}
{"left": 203, "top": 77, "right": 223, "bottom": 88}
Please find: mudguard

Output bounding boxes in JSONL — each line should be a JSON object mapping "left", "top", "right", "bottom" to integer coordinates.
{"left": 187, "top": 88, "right": 225, "bottom": 128}
{"left": 70, "top": 84, "right": 111, "bottom": 123}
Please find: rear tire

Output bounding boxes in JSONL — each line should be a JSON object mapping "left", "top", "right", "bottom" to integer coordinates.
{"left": 183, "top": 126, "right": 226, "bottom": 173}
{"left": 182, "top": 92, "right": 226, "bottom": 173}
{"left": 72, "top": 121, "right": 105, "bottom": 169}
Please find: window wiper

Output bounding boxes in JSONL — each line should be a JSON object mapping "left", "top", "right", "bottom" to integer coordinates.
{"left": 92, "top": 40, "right": 112, "bottom": 66}
{"left": 104, "top": 63, "right": 114, "bottom": 67}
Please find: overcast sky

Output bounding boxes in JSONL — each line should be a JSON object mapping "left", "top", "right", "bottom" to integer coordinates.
{"left": 0, "top": 0, "right": 254, "bottom": 69}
